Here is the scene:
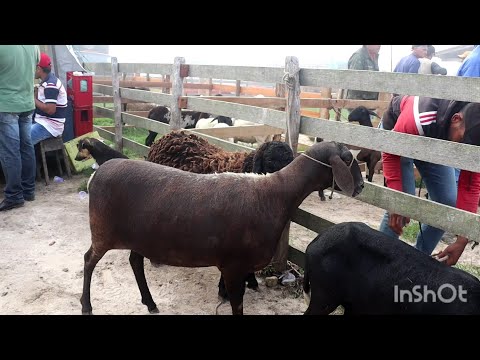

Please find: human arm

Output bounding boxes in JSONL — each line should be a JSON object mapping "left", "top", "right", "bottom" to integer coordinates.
{"left": 35, "top": 86, "right": 59, "bottom": 115}
{"left": 437, "top": 171, "right": 480, "bottom": 265}
{"left": 382, "top": 96, "right": 419, "bottom": 234}
{"left": 35, "top": 97, "right": 56, "bottom": 115}
{"left": 431, "top": 62, "right": 447, "bottom": 75}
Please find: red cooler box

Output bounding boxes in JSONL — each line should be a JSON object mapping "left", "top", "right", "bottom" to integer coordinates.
{"left": 66, "top": 71, "right": 93, "bottom": 108}
{"left": 73, "top": 107, "right": 93, "bottom": 137}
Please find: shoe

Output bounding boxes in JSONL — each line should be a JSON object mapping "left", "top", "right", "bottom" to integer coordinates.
{"left": 0, "top": 200, "right": 25, "bottom": 212}
{"left": 24, "top": 194, "right": 35, "bottom": 201}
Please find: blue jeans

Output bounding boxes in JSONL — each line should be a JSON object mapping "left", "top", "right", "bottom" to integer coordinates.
{"left": 378, "top": 123, "right": 457, "bottom": 255}
{"left": 31, "top": 123, "right": 54, "bottom": 145}
{"left": 454, "top": 168, "right": 461, "bottom": 186}
{"left": 0, "top": 111, "right": 36, "bottom": 203}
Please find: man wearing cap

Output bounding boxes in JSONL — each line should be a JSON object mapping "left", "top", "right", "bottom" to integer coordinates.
{"left": 0, "top": 45, "right": 40, "bottom": 211}
{"left": 31, "top": 52, "right": 68, "bottom": 145}
{"left": 378, "top": 95, "right": 480, "bottom": 266}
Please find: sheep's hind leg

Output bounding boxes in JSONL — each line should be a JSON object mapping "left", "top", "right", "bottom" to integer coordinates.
{"left": 245, "top": 272, "right": 259, "bottom": 291}
{"left": 81, "top": 245, "right": 107, "bottom": 315}
{"left": 222, "top": 270, "right": 248, "bottom": 315}
{"left": 129, "top": 251, "right": 159, "bottom": 314}
{"left": 218, "top": 275, "right": 229, "bottom": 300}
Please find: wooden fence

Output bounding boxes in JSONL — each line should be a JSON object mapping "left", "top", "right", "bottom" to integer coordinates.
{"left": 87, "top": 57, "right": 480, "bottom": 269}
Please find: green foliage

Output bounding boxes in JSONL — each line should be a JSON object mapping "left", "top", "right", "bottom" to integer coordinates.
{"left": 123, "top": 126, "right": 149, "bottom": 146}
{"left": 93, "top": 117, "right": 114, "bottom": 126}
{"left": 401, "top": 220, "right": 420, "bottom": 244}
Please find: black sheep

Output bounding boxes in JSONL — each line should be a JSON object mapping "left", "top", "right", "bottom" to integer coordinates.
{"left": 303, "top": 222, "right": 480, "bottom": 315}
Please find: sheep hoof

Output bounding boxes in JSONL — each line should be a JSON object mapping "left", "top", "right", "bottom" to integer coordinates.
{"left": 149, "top": 306, "right": 160, "bottom": 314}
{"left": 82, "top": 310, "right": 93, "bottom": 315}
{"left": 150, "top": 260, "right": 163, "bottom": 268}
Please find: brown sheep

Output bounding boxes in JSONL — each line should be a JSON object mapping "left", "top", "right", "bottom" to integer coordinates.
{"left": 80, "top": 141, "right": 364, "bottom": 315}
{"left": 147, "top": 130, "right": 295, "bottom": 300}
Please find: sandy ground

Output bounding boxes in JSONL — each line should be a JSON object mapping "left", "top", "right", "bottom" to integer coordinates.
{"left": 1, "top": 170, "right": 479, "bottom": 315}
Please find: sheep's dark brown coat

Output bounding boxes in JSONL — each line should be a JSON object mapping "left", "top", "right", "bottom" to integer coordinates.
{"left": 147, "top": 130, "right": 295, "bottom": 300}
{"left": 81, "top": 141, "right": 364, "bottom": 315}
{"left": 147, "top": 131, "right": 252, "bottom": 173}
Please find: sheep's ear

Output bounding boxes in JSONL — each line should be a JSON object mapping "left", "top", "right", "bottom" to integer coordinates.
{"left": 329, "top": 155, "right": 354, "bottom": 196}
{"left": 368, "top": 110, "right": 380, "bottom": 118}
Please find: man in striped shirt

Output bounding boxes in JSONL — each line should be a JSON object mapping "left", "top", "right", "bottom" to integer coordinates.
{"left": 379, "top": 95, "right": 480, "bottom": 266}
{"left": 31, "top": 53, "right": 67, "bottom": 145}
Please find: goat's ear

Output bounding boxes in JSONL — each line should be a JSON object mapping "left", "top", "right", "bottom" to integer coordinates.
{"left": 368, "top": 110, "right": 380, "bottom": 118}
{"left": 329, "top": 155, "right": 354, "bottom": 196}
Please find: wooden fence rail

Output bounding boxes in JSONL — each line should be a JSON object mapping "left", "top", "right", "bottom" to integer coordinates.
{"left": 89, "top": 58, "right": 480, "bottom": 270}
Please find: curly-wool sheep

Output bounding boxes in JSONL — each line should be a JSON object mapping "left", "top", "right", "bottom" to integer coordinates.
{"left": 147, "top": 131, "right": 252, "bottom": 173}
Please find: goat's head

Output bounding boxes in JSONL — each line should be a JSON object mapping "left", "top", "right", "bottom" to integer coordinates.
{"left": 348, "top": 106, "right": 379, "bottom": 126}
{"left": 75, "top": 138, "right": 95, "bottom": 161}
{"left": 304, "top": 141, "right": 364, "bottom": 197}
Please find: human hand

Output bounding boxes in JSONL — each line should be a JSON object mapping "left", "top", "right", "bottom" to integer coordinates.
{"left": 388, "top": 213, "right": 410, "bottom": 235}
{"left": 436, "top": 236, "right": 468, "bottom": 266}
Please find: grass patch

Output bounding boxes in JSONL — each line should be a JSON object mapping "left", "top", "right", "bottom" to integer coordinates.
{"left": 401, "top": 220, "right": 420, "bottom": 244}
{"left": 297, "top": 143, "right": 311, "bottom": 153}
{"left": 93, "top": 117, "right": 114, "bottom": 126}
{"left": 123, "top": 126, "right": 149, "bottom": 145}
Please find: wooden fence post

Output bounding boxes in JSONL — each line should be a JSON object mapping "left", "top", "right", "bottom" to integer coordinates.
{"left": 235, "top": 80, "right": 241, "bottom": 96}
{"left": 283, "top": 56, "right": 301, "bottom": 155}
{"left": 319, "top": 87, "right": 332, "bottom": 119}
{"left": 170, "top": 57, "right": 186, "bottom": 130}
{"left": 271, "top": 56, "right": 301, "bottom": 272}
{"left": 111, "top": 56, "right": 123, "bottom": 152}
{"left": 335, "top": 88, "right": 344, "bottom": 121}
{"left": 273, "top": 83, "right": 286, "bottom": 141}
{"left": 208, "top": 78, "right": 212, "bottom": 96}
{"left": 163, "top": 75, "right": 170, "bottom": 94}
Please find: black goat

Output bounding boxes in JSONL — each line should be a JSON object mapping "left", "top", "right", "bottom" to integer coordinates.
{"left": 303, "top": 222, "right": 480, "bottom": 315}
{"left": 145, "top": 106, "right": 210, "bottom": 147}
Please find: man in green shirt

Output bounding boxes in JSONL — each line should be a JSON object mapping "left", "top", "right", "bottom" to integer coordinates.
{"left": 0, "top": 45, "right": 40, "bottom": 211}
{"left": 345, "top": 45, "right": 381, "bottom": 101}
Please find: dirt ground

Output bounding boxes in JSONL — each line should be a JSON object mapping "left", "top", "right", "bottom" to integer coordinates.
{"left": 1, "top": 170, "right": 479, "bottom": 315}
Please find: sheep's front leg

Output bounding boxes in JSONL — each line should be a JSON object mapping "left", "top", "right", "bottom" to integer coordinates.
{"left": 129, "top": 251, "right": 159, "bottom": 314}
{"left": 222, "top": 270, "right": 248, "bottom": 315}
